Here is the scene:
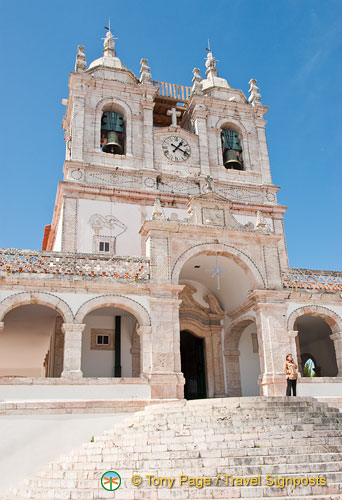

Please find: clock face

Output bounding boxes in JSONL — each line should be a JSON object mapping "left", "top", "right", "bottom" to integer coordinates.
{"left": 162, "top": 136, "right": 191, "bottom": 162}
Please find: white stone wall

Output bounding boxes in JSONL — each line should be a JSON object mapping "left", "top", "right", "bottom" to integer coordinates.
{"left": 239, "top": 323, "right": 261, "bottom": 396}
{"left": 0, "top": 306, "right": 57, "bottom": 377}
{"left": 81, "top": 314, "right": 135, "bottom": 377}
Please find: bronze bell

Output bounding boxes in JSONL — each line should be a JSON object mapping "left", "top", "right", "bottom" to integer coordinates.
{"left": 223, "top": 149, "right": 243, "bottom": 170}
{"left": 102, "top": 131, "right": 123, "bottom": 154}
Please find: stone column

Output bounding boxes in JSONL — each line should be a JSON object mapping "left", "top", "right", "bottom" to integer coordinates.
{"left": 256, "top": 123, "right": 272, "bottom": 184}
{"left": 288, "top": 330, "right": 300, "bottom": 371}
{"left": 61, "top": 323, "right": 85, "bottom": 379}
{"left": 137, "top": 326, "right": 152, "bottom": 377}
{"left": 210, "top": 324, "right": 225, "bottom": 396}
{"left": 0, "top": 322, "right": 4, "bottom": 331}
{"left": 148, "top": 297, "right": 185, "bottom": 399}
{"left": 255, "top": 301, "right": 290, "bottom": 396}
{"left": 141, "top": 99, "right": 155, "bottom": 169}
{"left": 192, "top": 105, "right": 210, "bottom": 177}
{"left": 224, "top": 349, "right": 242, "bottom": 396}
{"left": 61, "top": 198, "right": 78, "bottom": 252}
{"left": 71, "top": 95, "right": 85, "bottom": 162}
{"left": 330, "top": 332, "right": 342, "bottom": 376}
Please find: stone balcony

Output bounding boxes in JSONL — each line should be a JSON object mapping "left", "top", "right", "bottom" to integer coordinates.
{"left": 0, "top": 248, "right": 150, "bottom": 282}
{"left": 282, "top": 267, "right": 342, "bottom": 293}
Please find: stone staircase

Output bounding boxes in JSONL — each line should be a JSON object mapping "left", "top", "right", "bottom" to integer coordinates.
{"left": 2, "top": 397, "right": 342, "bottom": 500}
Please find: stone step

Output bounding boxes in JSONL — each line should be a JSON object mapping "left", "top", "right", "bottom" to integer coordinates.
{"left": 0, "top": 399, "right": 149, "bottom": 416}
{"left": 9, "top": 473, "right": 342, "bottom": 499}
{"left": 3, "top": 397, "right": 342, "bottom": 500}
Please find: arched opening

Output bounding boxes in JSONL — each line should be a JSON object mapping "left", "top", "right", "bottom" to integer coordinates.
{"left": 177, "top": 248, "right": 261, "bottom": 398}
{"left": 238, "top": 324, "right": 261, "bottom": 396}
{"left": 295, "top": 315, "right": 338, "bottom": 377}
{"left": 302, "top": 356, "right": 317, "bottom": 377}
{"left": 100, "top": 110, "right": 125, "bottom": 155}
{"left": 221, "top": 127, "right": 244, "bottom": 170}
{"left": 180, "top": 330, "right": 206, "bottom": 400}
{"left": 81, "top": 306, "right": 139, "bottom": 378}
{"left": 0, "top": 305, "right": 63, "bottom": 378}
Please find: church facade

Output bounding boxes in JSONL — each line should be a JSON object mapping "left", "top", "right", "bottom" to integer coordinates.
{"left": 0, "top": 29, "right": 341, "bottom": 404}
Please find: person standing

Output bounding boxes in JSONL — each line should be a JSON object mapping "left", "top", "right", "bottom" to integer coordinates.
{"left": 284, "top": 353, "right": 298, "bottom": 396}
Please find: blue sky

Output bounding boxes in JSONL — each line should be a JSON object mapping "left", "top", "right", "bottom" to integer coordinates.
{"left": 0, "top": 0, "right": 341, "bottom": 270}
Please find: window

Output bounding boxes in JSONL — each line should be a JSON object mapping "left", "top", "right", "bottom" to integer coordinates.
{"left": 100, "top": 111, "right": 125, "bottom": 155}
{"left": 96, "top": 334, "right": 109, "bottom": 345}
{"left": 93, "top": 236, "right": 116, "bottom": 254}
{"left": 221, "top": 128, "right": 244, "bottom": 170}
{"left": 99, "top": 241, "right": 110, "bottom": 252}
{"left": 91, "top": 329, "right": 115, "bottom": 350}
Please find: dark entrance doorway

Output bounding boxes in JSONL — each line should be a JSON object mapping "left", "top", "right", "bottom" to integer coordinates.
{"left": 180, "top": 330, "right": 206, "bottom": 400}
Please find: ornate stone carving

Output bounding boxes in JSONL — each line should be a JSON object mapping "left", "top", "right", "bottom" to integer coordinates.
{"left": 248, "top": 78, "right": 261, "bottom": 107}
{"left": 192, "top": 67, "right": 202, "bottom": 94}
{"left": 75, "top": 45, "right": 86, "bottom": 72}
{"left": 202, "top": 208, "right": 225, "bottom": 226}
{"left": 140, "top": 58, "right": 152, "bottom": 84}
{"left": 151, "top": 198, "right": 165, "bottom": 220}
{"left": 88, "top": 214, "right": 127, "bottom": 236}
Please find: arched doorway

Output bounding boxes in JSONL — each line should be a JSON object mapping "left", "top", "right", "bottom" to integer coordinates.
{"left": 81, "top": 306, "right": 139, "bottom": 378}
{"left": 0, "top": 304, "right": 62, "bottom": 377}
{"left": 295, "top": 315, "right": 338, "bottom": 377}
{"left": 180, "top": 330, "right": 206, "bottom": 400}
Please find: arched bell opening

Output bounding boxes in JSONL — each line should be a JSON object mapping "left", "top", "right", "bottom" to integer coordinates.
{"left": 295, "top": 315, "right": 338, "bottom": 377}
{"left": 81, "top": 306, "right": 139, "bottom": 378}
{"left": 0, "top": 304, "right": 62, "bottom": 378}
{"left": 221, "top": 128, "right": 244, "bottom": 170}
{"left": 180, "top": 330, "right": 206, "bottom": 400}
{"left": 100, "top": 110, "right": 125, "bottom": 155}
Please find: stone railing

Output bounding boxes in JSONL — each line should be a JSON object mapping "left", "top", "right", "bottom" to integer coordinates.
{"left": 282, "top": 268, "right": 342, "bottom": 292}
{"left": 0, "top": 249, "right": 150, "bottom": 282}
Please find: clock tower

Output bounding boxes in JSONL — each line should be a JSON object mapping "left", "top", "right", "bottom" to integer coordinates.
{"left": 41, "top": 27, "right": 292, "bottom": 398}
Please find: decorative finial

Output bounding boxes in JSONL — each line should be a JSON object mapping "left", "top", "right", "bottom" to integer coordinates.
{"left": 152, "top": 198, "right": 166, "bottom": 220}
{"left": 248, "top": 79, "right": 261, "bottom": 106}
{"left": 204, "top": 175, "right": 213, "bottom": 193}
{"left": 192, "top": 68, "right": 202, "bottom": 94}
{"left": 140, "top": 58, "right": 152, "bottom": 84}
{"left": 75, "top": 45, "right": 86, "bottom": 72}
{"left": 102, "top": 22, "right": 118, "bottom": 56}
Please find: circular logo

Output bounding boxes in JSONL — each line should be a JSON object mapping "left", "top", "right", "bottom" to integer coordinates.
{"left": 101, "top": 471, "right": 121, "bottom": 491}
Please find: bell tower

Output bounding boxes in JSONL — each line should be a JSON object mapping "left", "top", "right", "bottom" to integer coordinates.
{"left": 45, "top": 29, "right": 287, "bottom": 276}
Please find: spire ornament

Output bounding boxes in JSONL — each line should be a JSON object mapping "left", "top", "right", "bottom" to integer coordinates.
{"left": 140, "top": 58, "right": 152, "bottom": 84}
{"left": 205, "top": 41, "right": 218, "bottom": 80}
{"left": 248, "top": 79, "right": 261, "bottom": 106}
{"left": 75, "top": 45, "right": 86, "bottom": 72}
{"left": 102, "top": 21, "right": 117, "bottom": 57}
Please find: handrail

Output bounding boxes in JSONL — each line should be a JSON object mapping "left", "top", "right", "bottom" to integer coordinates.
{"left": 152, "top": 80, "right": 192, "bottom": 101}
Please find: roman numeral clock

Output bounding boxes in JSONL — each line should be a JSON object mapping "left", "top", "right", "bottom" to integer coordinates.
{"left": 162, "top": 136, "right": 191, "bottom": 162}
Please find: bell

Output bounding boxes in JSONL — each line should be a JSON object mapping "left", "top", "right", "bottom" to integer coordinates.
{"left": 223, "top": 149, "right": 243, "bottom": 170}
{"left": 102, "top": 131, "right": 122, "bottom": 154}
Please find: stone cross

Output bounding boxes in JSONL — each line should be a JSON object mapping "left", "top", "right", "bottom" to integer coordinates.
{"left": 167, "top": 108, "right": 181, "bottom": 127}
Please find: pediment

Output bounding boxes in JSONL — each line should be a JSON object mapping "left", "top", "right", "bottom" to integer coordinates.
{"left": 195, "top": 192, "right": 230, "bottom": 203}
